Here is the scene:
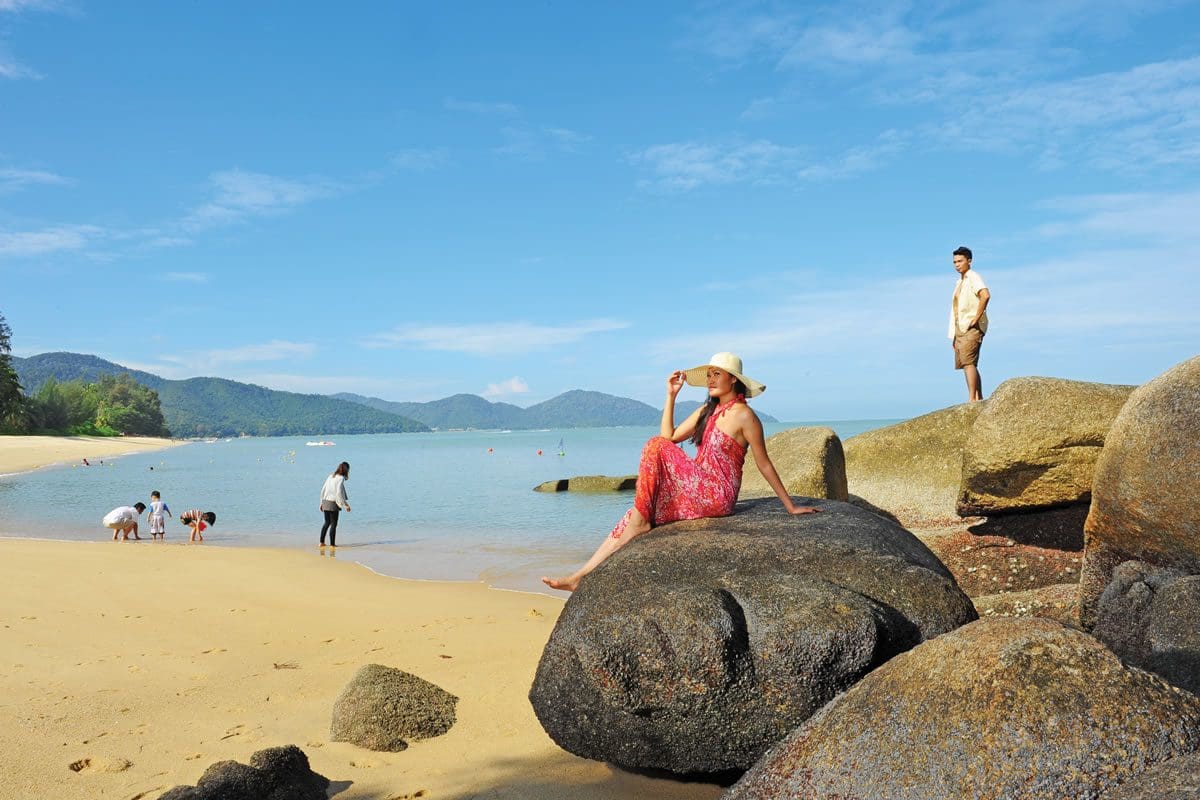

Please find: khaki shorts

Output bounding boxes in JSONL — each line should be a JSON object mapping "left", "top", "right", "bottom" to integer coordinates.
{"left": 953, "top": 328, "right": 984, "bottom": 369}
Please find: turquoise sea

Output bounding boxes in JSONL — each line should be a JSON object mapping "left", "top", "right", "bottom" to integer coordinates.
{"left": 0, "top": 421, "right": 896, "bottom": 594}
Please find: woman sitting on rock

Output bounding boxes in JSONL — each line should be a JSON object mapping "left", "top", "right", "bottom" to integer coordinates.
{"left": 542, "top": 353, "right": 819, "bottom": 592}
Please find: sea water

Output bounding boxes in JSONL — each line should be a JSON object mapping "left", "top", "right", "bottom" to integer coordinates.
{"left": 0, "top": 421, "right": 897, "bottom": 594}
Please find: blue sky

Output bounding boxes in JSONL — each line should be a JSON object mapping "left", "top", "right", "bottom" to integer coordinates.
{"left": 2, "top": 1, "right": 1198, "bottom": 421}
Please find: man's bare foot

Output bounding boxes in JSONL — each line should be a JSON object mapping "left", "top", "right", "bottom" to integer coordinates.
{"left": 541, "top": 576, "right": 578, "bottom": 592}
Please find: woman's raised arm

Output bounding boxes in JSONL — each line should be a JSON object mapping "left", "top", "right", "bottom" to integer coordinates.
{"left": 660, "top": 370, "right": 704, "bottom": 443}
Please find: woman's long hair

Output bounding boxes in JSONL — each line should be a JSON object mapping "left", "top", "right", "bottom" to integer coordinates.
{"left": 689, "top": 379, "right": 748, "bottom": 447}
{"left": 333, "top": 461, "right": 350, "bottom": 479}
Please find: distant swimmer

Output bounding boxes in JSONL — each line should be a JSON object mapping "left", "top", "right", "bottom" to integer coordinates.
{"left": 82, "top": 458, "right": 90, "bottom": 467}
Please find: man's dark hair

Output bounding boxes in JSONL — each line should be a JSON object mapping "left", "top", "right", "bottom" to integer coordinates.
{"left": 953, "top": 246, "right": 973, "bottom": 260}
{"left": 134, "top": 502, "right": 147, "bottom": 513}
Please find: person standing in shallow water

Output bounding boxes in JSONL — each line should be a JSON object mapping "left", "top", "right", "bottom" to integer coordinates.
{"left": 949, "top": 245, "right": 991, "bottom": 402}
{"left": 542, "top": 352, "right": 820, "bottom": 593}
{"left": 319, "top": 461, "right": 351, "bottom": 547}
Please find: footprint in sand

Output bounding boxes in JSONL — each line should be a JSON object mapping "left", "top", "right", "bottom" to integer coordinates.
{"left": 305, "top": 741, "right": 324, "bottom": 748}
{"left": 200, "top": 648, "right": 227, "bottom": 655}
{"left": 386, "top": 791, "right": 428, "bottom": 799}
{"left": 68, "top": 756, "right": 132, "bottom": 773}
{"left": 350, "top": 758, "right": 385, "bottom": 769}
{"left": 185, "top": 752, "right": 203, "bottom": 760}
{"left": 220, "top": 724, "right": 245, "bottom": 740}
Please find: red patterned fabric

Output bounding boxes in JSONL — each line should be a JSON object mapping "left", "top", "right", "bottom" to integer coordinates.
{"left": 609, "top": 397, "right": 747, "bottom": 539}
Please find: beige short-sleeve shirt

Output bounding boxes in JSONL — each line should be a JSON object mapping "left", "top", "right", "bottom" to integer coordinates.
{"left": 949, "top": 269, "right": 989, "bottom": 338}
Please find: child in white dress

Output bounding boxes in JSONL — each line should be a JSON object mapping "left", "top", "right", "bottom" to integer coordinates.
{"left": 148, "top": 491, "right": 172, "bottom": 539}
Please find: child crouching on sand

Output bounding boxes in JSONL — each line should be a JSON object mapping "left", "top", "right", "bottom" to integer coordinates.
{"left": 147, "top": 491, "right": 172, "bottom": 539}
{"left": 180, "top": 509, "right": 217, "bottom": 542}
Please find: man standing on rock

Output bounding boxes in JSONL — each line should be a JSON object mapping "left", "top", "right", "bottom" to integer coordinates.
{"left": 949, "top": 246, "right": 990, "bottom": 402}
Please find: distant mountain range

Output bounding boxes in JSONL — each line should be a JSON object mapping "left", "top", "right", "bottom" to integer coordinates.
{"left": 13, "top": 351, "right": 775, "bottom": 438}
{"left": 13, "top": 353, "right": 429, "bottom": 438}
{"left": 333, "top": 391, "right": 777, "bottom": 429}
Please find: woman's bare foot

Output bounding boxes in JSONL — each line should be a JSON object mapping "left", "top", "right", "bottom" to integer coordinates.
{"left": 541, "top": 575, "right": 578, "bottom": 592}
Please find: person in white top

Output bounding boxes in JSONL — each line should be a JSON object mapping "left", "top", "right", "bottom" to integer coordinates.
{"left": 103, "top": 502, "right": 146, "bottom": 540}
{"left": 948, "top": 246, "right": 991, "bottom": 402}
{"left": 319, "top": 461, "right": 351, "bottom": 547}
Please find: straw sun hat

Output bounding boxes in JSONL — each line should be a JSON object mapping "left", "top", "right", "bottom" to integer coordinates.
{"left": 683, "top": 352, "right": 766, "bottom": 397}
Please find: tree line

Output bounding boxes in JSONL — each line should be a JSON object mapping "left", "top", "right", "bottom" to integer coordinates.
{"left": 0, "top": 311, "right": 170, "bottom": 437}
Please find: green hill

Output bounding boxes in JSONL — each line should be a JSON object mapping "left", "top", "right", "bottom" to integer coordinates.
{"left": 334, "top": 390, "right": 778, "bottom": 429}
{"left": 13, "top": 353, "right": 429, "bottom": 438}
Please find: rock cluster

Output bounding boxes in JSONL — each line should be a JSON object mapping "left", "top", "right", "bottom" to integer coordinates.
{"left": 158, "top": 745, "right": 328, "bottom": 800}
{"left": 956, "top": 377, "right": 1133, "bottom": 516}
{"left": 534, "top": 474, "right": 637, "bottom": 492}
{"left": 1081, "top": 355, "right": 1200, "bottom": 627}
{"left": 330, "top": 664, "right": 458, "bottom": 752}
{"left": 1093, "top": 561, "right": 1200, "bottom": 694}
{"left": 738, "top": 426, "right": 848, "bottom": 501}
{"left": 529, "top": 498, "right": 976, "bottom": 774}
{"left": 843, "top": 403, "right": 981, "bottom": 526}
{"left": 726, "top": 618, "right": 1200, "bottom": 800}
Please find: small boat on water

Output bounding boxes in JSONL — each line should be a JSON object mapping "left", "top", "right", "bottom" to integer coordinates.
{"left": 305, "top": 441, "right": 336, "bottom": 447}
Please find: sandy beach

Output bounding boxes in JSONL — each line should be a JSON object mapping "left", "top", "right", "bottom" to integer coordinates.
{"left": 0, "top": 539, "right": 724, "bottom": 800}
{"left": 0, "top": 435, "right": 182, "bottom": 475}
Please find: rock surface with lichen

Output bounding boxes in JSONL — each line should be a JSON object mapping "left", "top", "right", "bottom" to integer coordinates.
{"left": 529, "top": 498, "right": 976, "bottom": 775}
{"left": 1081, "top": 355, "right": 1200, "bottom": 628}
{"left": 725, "top": 618, "right": 1200, "bottom": 800}
{"left": 739, "top": 426, "right": 848, "bottom": 502}
{"left": 956, "top": 377, "right": 1133, "bottom": 516}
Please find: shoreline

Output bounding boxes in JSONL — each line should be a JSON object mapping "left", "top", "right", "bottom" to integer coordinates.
{"left": 0, "top": 434, "right": 184, "bottom": 476}
{"left": 0, "top": 539, "right": 722, "bottom": 800}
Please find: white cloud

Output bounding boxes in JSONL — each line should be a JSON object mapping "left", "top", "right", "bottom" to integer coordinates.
{"left": 631, "top": 139, "right": 805, "bottom": 190}
{"left": 183, "top": 169, "right": 333, "bottom": 230}
{"left": 157, "top": 340, "right": 317, "bottom": 373}
{"left": 495, "top": 125, "right": 592, "bottom": 160}
{"left": 443, "top": 96, "right": 519, "bottom": 115}
{"left": 363, "top": 319, "right": 630, "bottom": 355}
{"left": 391, "top": 148, "right": 450, "bottom": 170}
{"left": 0, "top": 224, "right": 102, "bottom": 257}
{"left": 0, "top": 0, "right": 61, "bottom": 10}
{"left": 164, "top": 271, "right": 210, "bottom": 283}
{"left": 1034, "top": 190, "right": 1200, "bottom": 242}
{"left": 482, "top": 376, "right": 530, "bottom": 398}
{"left": 0, "top": 168, "right": 68, "bottom": 191}
{"left": 0, "top": 51, "right": 40, "bottom": 80}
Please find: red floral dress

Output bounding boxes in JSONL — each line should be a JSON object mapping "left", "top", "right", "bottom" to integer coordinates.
{"left": 609, "top": 396, "right": 748, "bottom": 539}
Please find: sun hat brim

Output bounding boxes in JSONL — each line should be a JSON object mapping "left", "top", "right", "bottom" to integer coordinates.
{"left": 683, "top": 352, "right": 766, "bottom": 397}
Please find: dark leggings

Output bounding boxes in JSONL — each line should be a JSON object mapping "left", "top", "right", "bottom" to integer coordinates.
{"left": 320, "top": 508, "right": 340, "bottom": 546}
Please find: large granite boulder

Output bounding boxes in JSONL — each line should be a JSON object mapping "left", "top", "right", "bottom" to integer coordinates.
{"left": 1081, "top": 355, "right": 1200, "bottom": 628}
{"left": 1101, "top": 752, "right": 1200, "bottom": 799}
{"left": 330, "top": 664, "right": 457, "bottom": 752}
{"left": 1094, "top": 561, "right": 1200, "bottom": 694}
{"left": 529, "top": 498, "right": 976, "bottom": 774}
{"left": 844, "top": 403, "right": 982, "bottom": 527}
{"left": 739, "top": 426, "right": 848, "bottom": 501}
{"left": 726, "top": 618, "right": 1200, "bottom": 800}
{"left": 957, "top": 377, "right": 1134, "bottom": 516}
{"left": 158, "top": 745, "right": 329, "bottom": 800}
{"left": 534, "top": 474, "right": 636, "bottom": 492}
